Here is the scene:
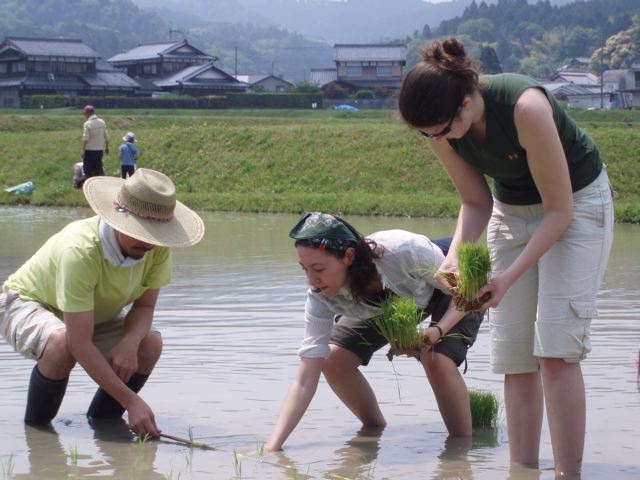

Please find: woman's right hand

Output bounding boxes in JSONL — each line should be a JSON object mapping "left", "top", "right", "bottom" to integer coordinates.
{"left": 435, "top": 254, "right": 459, "bottom": 293}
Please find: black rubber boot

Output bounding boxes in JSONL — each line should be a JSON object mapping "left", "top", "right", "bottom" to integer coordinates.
{"left": 24, "top": 365, "right": 69, "bottom": 426}
{"left": 86, "top": 372, "right": 149, "bottom": 419}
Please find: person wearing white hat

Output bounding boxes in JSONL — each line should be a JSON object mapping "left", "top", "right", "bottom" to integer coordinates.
{"left": 0, "top": 169, "right": 204, "bottom": 438}
{"left": 119, "top": 132, "right": 139, "bottom": 179}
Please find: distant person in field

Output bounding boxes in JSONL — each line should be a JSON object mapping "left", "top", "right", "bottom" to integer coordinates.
{"left": 119, "top": 132, "right": 139, "bottom": 179}
{"left": 266, "top": 212, "right": 484, "bottom": 451}
{"left": 81, "top": 105, "right": 109, "bottom": 178}
{"left": 73, "top": 161, "right": 85, "bottom": 189}
{"left": 397, "top": 36, "right": 614, "bottom": 477}
{"left": 0, "top": 169, "right": 204, "bottom": 438}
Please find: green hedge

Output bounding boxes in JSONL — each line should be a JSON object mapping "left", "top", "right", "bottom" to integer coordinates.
{"left": 225, "top": 93, "right": 322, "bottom": 108}
{"left": 22, "top": 95, "right": 71, "bottom": 109}
{"left": 76, "top": 95, "right": 227, "bottom": 109}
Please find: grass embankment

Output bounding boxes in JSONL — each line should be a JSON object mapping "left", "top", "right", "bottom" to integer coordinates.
{"left": 1, "top": 108, "right": 639, "bottom": 222}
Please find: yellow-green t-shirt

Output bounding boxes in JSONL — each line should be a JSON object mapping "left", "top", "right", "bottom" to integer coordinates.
{"left": 3, "top": 216, "right": 171, "bottom": 325}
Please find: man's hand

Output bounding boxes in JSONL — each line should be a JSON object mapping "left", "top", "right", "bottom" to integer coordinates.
{"left": 127, "top": 396, "right": 160, "bottom": 438}
{"left": 107, "top": 338, "right": 139, "bottom": 383}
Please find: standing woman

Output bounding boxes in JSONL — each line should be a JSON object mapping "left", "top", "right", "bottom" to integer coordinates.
{"left": 266, "top": 212, "right": 484, "bottom": 451}
{"left": 398, "top": 37, "right": 613, "bottom": 476}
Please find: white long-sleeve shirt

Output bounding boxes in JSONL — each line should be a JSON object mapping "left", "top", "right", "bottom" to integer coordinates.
{"left": 298, "top": 230, "right": 445, "bottom": 358}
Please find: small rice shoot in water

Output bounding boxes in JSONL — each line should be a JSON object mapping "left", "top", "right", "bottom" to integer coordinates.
{"left": 469, "top": 389, "right": 499, "bottom": 428}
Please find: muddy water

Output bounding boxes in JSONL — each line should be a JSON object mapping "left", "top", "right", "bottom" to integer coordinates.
{"left": 0, "top": 207, "right": 638, "bottom": 479}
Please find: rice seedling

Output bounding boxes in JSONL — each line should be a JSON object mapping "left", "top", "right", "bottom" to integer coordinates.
{"left": 447, "top": 242, "right": 492, "bottom": 312}
{"left": 1, "top": 453, "right": 15, "bottom": 479}
{"left": 371, "top": 295, "right": 472, "bottom": 361}
{"left": 232, "top": 449, "right": 242, "bottom": 479}
{"left": 369, "top": 295, "right": 425, "bottom": 360}
{"left": 68, "top": 444, "right": 79, "bottom": 466}
{"left": 469, "top": 390, "right": 500, "bottom": 428}
{"left": 136, "top": 433, "right": 151, "bottom": 457}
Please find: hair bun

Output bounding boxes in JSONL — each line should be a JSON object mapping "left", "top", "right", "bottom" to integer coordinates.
{"left": 420, "top": 37, "right": 467, "bottom": 63}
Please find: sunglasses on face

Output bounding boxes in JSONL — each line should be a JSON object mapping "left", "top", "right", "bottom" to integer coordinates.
{"left": 420, "top": 114, "right": 457, "bottom": 139}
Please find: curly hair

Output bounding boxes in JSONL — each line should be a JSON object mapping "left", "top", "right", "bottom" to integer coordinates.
{"left": 398, "top": 37, "right": 480, "bottom": 129}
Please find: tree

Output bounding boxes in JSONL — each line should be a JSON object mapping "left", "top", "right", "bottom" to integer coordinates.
{"left": 322, "top": 83, "right": 349, "bottom": 100}
{"left": 293, "top": 81, "right": 321, "bottom": 94}
{"left": 457, "top": 18, "right": 496, "bottom": 43}
{"left": 591, "top": 18, "right": 640, "bottom": 69}
{"left": 480, "top": 45, "right": 503, "bottom": 74}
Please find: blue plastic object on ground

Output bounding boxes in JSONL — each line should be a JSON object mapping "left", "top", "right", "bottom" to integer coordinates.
{"left": 5, "top": 181, "right": 36, "bottom": 195}
{"left": 334, "top": 104, "right": 359, "bottom": 111}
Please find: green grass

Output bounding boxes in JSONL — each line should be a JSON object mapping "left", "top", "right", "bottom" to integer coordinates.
{"left": 1, "top": 108, "right": 639, "bottom": 222}
{"left": 469, "top": 390, "right": 500, "bottom": 428}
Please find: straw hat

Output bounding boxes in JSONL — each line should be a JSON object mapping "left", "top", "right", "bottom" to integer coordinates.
{"left": 83, "top": 168, "right": 204, "bottom": 247}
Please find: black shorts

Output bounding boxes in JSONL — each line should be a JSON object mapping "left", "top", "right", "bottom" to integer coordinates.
{"left": 83, "top": 150, "right": 105, "bottom": 178}
{"left": 329, "top": 290, "right": 484, "bottom": 368}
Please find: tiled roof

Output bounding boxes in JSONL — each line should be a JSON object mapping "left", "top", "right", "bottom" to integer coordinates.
{"left": 153, "top": 63, "right": 245, "bottom": 90}
{"left": 108, "top": 41, "right": 213, "bottom": 63}
{"left": 235, "top": 74, "right": 293, "bottom": 86}
{"left": 80, "top": 71, "right": 141, "bottom": 89}
{"left": 334, "top": 44, "right": 406, "bottom": 62}
{"left": 3, "top": 36, "right": 98, "bottom": 58}
{"left": 308, "top": 68, "right": 337, "bottom": 86}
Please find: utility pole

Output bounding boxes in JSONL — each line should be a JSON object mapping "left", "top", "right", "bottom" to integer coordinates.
{"left": 600, "top": 34, "right": 605, "bottom": 109}
{"left": 234, "top": 45, "right": 238, "bottom": 77}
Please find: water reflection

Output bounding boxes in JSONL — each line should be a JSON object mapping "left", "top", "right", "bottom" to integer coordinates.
{"left": 1, "top": 207, "right": 639, "bottom": 479}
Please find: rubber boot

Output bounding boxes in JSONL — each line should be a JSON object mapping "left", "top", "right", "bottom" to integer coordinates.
{"left": 24, "top": 365, "right": 69, "bottom": 426}
{"left": 86, "top": 372, "right": 149, "bottom": 419}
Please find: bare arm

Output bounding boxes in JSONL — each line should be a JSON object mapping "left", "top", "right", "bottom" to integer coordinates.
{"left": 107, "top": 288, "right": 159, "bottom": 382}
{"left": 424, "top": 300, "right": 467, "bottom": 345}
{"left": 266, "top": 357, "right": 324, "bottom": 451}
{"left": 64, "top": 309, "right": 160, "bottom": 437}
{"left": 427, "top": 138, "right": 494, "bottom": 286}
{"left": 478, "top": 88, "right": 573, "bottom": 308}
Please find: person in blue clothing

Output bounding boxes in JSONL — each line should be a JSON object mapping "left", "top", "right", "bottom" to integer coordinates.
{"left": 119, "top": 132, "right": 139, "bottom": 179}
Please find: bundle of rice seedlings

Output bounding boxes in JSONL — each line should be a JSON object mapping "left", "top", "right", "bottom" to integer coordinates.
{"left": 451, "top": 242, "right": 492, "bottom": 311}
{"left": 370, "top": 295, "right": 425, "bottom": 361}
{"left": 469, "top": 390, "right": 499, "bottom": 428}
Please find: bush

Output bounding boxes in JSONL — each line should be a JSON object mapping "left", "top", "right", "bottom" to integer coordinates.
{"left": 323, "top": 83, "right": 349, "bottom": 99}
{"left": 374, "top": 86, "right": 392, "bottom": 99}
{"left": 22, "top": 95, "right": 71, "bottom": 109}
{"left": 224, "top": 93, "right": 322, "bottom": 108}
{"left": 75, "top": 95, "right": 226, "bottom": 109}
{"left": 355, "top": 89, "right": 375, "bottom": 99}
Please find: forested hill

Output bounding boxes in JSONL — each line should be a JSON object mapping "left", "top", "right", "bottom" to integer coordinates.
{"left": 419, "top": 0, "right": 640, "bottom": 76}
{"left": 0, "top": 0, "right": 334, "bottom": 81}
{"left": 1, "top": 0, "right": 639, "bottom": 83}
{"left": 0, "top": 0, "right": 168, "bottom": 60}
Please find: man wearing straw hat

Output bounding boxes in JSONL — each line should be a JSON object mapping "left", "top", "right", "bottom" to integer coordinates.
{"left": 0, "top": 169, "right": 204, "bottom": 438}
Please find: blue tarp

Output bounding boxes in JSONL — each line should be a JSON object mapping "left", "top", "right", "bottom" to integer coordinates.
{"left": 5, "top": 181, "right": 35, "bottom": 195}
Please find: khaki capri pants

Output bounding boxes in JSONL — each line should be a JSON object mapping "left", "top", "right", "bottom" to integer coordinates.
{"left": 1, "top": 290, "right": 141, "bottom": 360}
{"left": 487, "top": 169, "right": 614, "bottom": 374}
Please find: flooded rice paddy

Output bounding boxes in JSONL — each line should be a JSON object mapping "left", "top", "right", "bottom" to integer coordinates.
{"left": 0, "top": 207, "right": 638, "bottom": 479}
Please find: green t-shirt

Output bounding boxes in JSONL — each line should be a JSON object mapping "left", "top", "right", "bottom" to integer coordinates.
{"left": 448, "top": 73, "right": 602, "bottom": 205}
{"left": 3, "top": 216, "right": 172, "bottom": 325}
